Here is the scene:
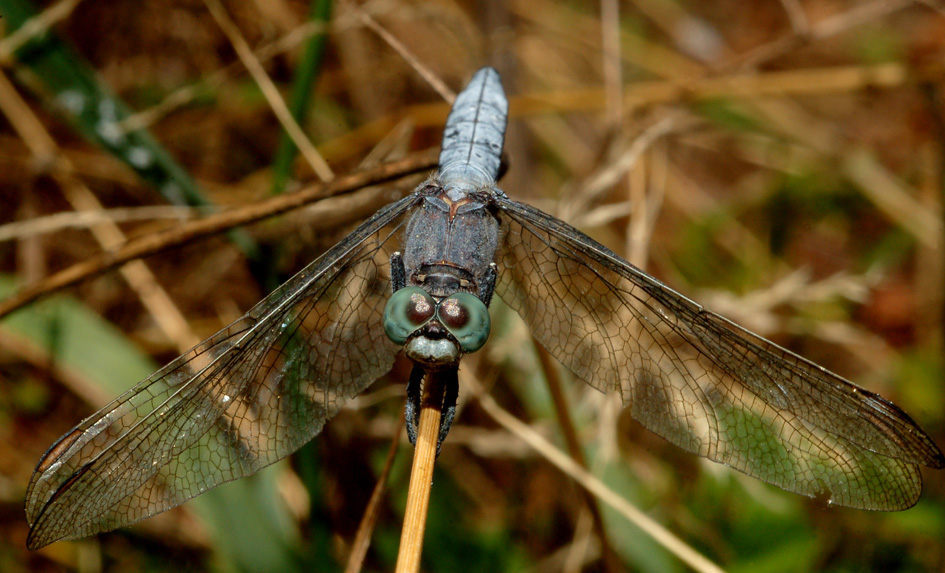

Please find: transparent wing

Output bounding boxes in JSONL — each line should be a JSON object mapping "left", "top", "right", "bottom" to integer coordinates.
{"left": 494, "top": 196, "right": 944, "bottom": 510}
{"left": 25, "top": 193, "right": 420, "bottom": 549}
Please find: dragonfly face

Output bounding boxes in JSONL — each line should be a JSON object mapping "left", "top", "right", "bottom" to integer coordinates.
{"left": 388, "top": 181, "right": 501, "bottom": 371}
{"left": 25, "top": 67, "right": 944, "bottom": 550}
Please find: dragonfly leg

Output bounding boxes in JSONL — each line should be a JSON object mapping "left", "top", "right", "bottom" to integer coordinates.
{"left": 390, "top": 251, "right": 406, "bottom": 292}
{"left": 405, "top": 363, "right": 423, "bottom": 445}
{"left": 479, "top": 262, "right": 498, "bottom": 306}
{"left": 404, "top": 365, "right": 459, "bottom": 456}
{"left": 436, "top": 367, "right": 459, "bottom": 455}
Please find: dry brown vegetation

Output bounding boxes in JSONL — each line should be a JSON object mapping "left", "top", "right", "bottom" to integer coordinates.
{"left": 1, "top": 0, "right": 944, "bottom": 571}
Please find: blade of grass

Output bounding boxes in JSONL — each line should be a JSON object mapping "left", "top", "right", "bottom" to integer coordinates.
{"left": 271, "top": 0, "right": 333, "bottom": 196}
{"left": 0, "top": 274, "right": 157, "bottom": 400}
{"left": 194, "top": 464, "right": 301, "bottom": 572}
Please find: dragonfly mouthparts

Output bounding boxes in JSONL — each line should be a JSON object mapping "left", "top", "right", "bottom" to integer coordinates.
{"left": 405, "top": 327, "right": 461, "bottom": 367}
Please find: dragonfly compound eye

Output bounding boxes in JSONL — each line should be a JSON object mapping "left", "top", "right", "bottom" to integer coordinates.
{"left": 438, "top": 292, "right": 491, "bottom": 353}
{"left": 383, "top": 287, "right": 436, "bottom": 345}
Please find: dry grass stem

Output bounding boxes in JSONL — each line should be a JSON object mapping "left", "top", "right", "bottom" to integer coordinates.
{"left": 0, "top": 149, "right": 438, "bottom": 319}
{"left": 344, "top": 413, "right": 404, "bottom": 573}
{"left": 812, "top": 0, "right": 914, "bottom": 39}
{"left": 117, "top": 19, "right": 330, "bottom": 133}
{"left": 0, "top": 207, "right": 206, "bottom": 241}
{"left": 777, "top": 0, "right": 810, "bottom": 35}
{"left": 724, "top": 0, "right": 916, "bottom": 69}
{"left": 600, "top": 0, "right": 623, "bottom": 126}
{"left": 842, "top": 151, "right": 941, "bottom": 247}
{"left": 0, "top": 0, "right": 85, "bottom": 62}
{"left": 535, "top": 341, "right": 620, "bottom": 573}
{"left": 395, "top": 376, "right": 445, "bottom": 573}
{"left": 0, "top": 69, "right": 200, "bottom": 351}
{"left": 204, "top": 0, "right": 334, "bottom": 182}
{"left": 343, "top": 1, "right": 455, "bottom": 103}
{"left": 473, "top": 386, "right": 724, "bottom": 573}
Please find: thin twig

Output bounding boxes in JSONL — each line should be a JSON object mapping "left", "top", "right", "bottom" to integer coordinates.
{"left": 0, "top": 149, "right": 439, "bottom": 319}
{"left": 204, "top": 0, "right": 335, "bottom": 182}
{"left": 345, "top": 411, "right": 404, "bottom": 573}
{"left": 395, "top": 373, "right": 446, "bottom": 573}
{"left": 0, "top": 206, "right": 208, "bottom": 242}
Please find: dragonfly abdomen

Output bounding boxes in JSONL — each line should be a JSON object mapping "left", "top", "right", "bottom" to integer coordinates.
{"left": 437, "top": 67, "right": 508, "bottom": 195}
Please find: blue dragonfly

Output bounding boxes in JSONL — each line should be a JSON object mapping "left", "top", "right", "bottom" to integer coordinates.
{"left": 25, "top": 67, "right": 944, "bottom": 550}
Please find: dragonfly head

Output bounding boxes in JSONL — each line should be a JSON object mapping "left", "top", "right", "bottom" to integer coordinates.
{"left": 383, "top": 286, "right": 491, "bottom": 366}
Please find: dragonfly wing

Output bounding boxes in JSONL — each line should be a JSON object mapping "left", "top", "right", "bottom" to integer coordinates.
{"left": 494, "top": 195, "right": 944, "bottom": 510}
{"left": 25, "top": 193, "right": 420, "bottom": 549}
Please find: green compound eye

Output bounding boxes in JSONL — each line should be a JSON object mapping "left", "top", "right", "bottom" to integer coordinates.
{"left": 383, "top": 287, "right": 436, "bottom": 345}
{"left": 437, "top": 292, "right": 491, "bottom": 353}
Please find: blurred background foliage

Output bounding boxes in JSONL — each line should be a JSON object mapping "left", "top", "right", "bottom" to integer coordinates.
{"left": 0, "top": 0, "right": 943, "bottom": 571}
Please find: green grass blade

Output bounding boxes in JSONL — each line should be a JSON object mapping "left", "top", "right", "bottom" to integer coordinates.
{"left": 270, "top": 0, "right": 333, "bottom": 196}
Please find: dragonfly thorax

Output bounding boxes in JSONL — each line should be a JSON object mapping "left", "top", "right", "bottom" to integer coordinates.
{"left": 401, "top": 189, "right": 500, "bottom": 304}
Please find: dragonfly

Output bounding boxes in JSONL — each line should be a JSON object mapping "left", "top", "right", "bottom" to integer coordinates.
{"left": 26, "top": 67, "right": 944, "bottom": 550}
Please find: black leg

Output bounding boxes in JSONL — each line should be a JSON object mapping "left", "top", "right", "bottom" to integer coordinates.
{"left": 436, "top": 367, "right": 459, "bottom": 456}
{"left": 404, "top": 364, "right": 423, "bottom": 445}
{"left": 390, "top": 251, "right": 406, "bottom": 292}
{"left": 405, "top": 365, "right": 459, "bottom": 456}
{"left": 479, "top": 262, "right": 498, "bottom": 307}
